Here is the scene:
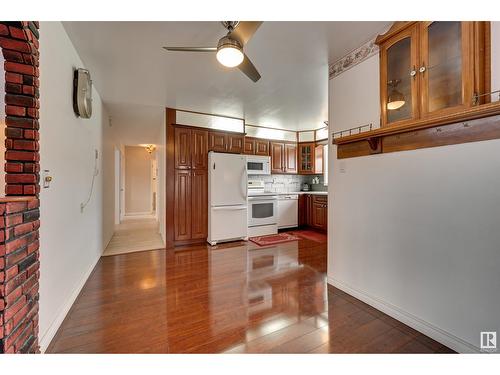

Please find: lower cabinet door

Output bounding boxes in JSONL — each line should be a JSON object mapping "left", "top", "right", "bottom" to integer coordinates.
{"left": 312, "top": 202, "right": 327, "bottom": 230}
{"left": 174, "top": 170, "right": 192, "bottom": 241}
{"left": 191, "top": 170, "right": 208, "bottom": 239}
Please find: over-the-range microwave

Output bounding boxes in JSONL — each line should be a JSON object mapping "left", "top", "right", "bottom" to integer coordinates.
{"left": 247, "top": 155, "right": 271, "bottom": 175}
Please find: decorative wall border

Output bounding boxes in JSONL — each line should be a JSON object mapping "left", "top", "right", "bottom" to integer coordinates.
{"left": 328, "top": 37, "right": 379, "bottom": 80}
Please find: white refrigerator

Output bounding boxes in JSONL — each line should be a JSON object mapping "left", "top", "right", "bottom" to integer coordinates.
{"left": 207, "top": 152, "right": 248, "bottom": 245}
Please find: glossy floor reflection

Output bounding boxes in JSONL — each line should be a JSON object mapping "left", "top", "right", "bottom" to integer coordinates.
{"left": 47, "top": 235, "right": 453, "bottom": 353}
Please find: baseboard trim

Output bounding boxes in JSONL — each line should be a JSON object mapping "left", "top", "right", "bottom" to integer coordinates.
{"left": 327, "top": 276, "right": 480, "bottom": 353}
{"left": 39, "top": 255, "right": 100, "bottom": 353}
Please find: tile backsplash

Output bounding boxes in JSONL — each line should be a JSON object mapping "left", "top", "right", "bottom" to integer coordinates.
{"left": 249, "top": 174, "right": 327, "bottom": 193}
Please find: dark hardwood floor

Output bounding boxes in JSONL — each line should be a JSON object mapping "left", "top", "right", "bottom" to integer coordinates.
{"left": 46, "top": 233, "right": 454, "bottom": 353}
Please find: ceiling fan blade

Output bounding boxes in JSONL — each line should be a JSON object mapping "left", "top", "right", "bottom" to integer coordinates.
{"left": 230, "top": 21, "right": 263, "bottom": 46}
{"left": 238, "top": 54, "right": 261, "bottom": 82}
{"left": 163, "top": 47, "right": 217, "bottom": 52}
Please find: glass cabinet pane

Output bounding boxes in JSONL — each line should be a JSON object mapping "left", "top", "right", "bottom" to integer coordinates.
{"left": 427, "top": 22, "right": 462, "bottom": 112}
{"left": 386, "top": 37, "right": 412, "bottom": 124}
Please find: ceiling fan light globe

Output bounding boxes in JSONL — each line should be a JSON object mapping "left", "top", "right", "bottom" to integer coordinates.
{"left": 216, "top": 46, "right": 244, "bottom": 67}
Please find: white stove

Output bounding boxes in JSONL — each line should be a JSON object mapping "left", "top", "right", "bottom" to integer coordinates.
{"left": 247, "top": 180, "right": 278, "bottom": 237}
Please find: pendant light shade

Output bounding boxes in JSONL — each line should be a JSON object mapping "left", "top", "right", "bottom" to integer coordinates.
{"left": 387, "top": 79, "right": 405, "bottom": 110}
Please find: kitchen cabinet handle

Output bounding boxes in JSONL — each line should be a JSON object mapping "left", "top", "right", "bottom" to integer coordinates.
{"left": 419, "top": 65, "right": 426, "bottom": 73}
{"left": 410, "top": 66, "right": 417, "bottom": 77}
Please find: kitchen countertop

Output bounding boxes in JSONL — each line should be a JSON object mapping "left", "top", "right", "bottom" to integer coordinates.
{"left": 248, "top": 191, "right": 328, "bottom": 197}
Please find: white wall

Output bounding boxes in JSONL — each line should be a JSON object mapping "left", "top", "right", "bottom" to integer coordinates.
{"left": 38, "top": 21, "right": 112, "bottom": 352}
{"left": 328, "top": 25, "right": 500, "bottom": 353}
{"left": 124, "top": 145, "right": 152, "bottom": 215}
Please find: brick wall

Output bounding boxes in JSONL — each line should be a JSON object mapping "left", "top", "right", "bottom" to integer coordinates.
{"left": 0, "top": 21, "right": 41, "bottom": 354}
{"left": 0, "top": 197, "right": 40, "bottom": 353}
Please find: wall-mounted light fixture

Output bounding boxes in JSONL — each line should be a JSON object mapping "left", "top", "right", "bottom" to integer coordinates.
{"left": 145, "top": 144, "right": 156, "bottom": 154}
{"left": 387, "top": 79, "right": 405, "bottom": 110}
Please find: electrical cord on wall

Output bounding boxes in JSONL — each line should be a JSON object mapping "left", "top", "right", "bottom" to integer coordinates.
{"left": 80, "top": 149, "right": 99, "bottom": 213}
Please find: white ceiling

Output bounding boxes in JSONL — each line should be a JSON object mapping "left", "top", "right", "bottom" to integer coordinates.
{"left": 62, "top": 21, "right": 390, "bottom": 138}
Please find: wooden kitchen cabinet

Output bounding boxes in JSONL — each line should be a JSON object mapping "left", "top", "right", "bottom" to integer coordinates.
{"left": 284, "top": 143, "right": 297, "bottom": 174}
{"left": 191, "top": 169, "right": 208, "bottom": 239}
{"left": 311, "top": 195, "right": 328, "bottom": 231}
{"left": 245, "top": 137, "right": 270, "bottom": 156}
{"left": 299, "top": 194, "right": 327, "bottom": 231}
{"left": 299, "top": 142, "right": 324, "bottom": 175}
{"left": 208, "top": 131, "right": 227, "bottom": 152}
{"left": 270, "top": 141, "right": 297, "bottom": 174}
{"left": 174, "top": 127, "right": 192, "bottom": 169}
{"left": 377, "top": 21, "right": 489, "bottom": 127}
{"left": 191, "top": 129, "right": 208, "bottom": 169}
{"left": 175, "top": 126, "right": 208, "bottom": 169}
{"left": 174, "top": 170, "right": 192, "bottom": 241}
{"left": 209, "top": 131, "right": 244, "bottom": 153}
{"left": 270, "top": 142, "right": 285, "bottom": 173}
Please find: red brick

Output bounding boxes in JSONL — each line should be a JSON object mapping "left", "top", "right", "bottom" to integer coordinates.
{"left": 2, "top": 49, "right": 24, "bottom": 62}
{"left": 0, "top": 232, "right": 4, "bottom": 243}
{"left": 5, "top": 163, "right": 23, "bottom": 173}
{"left": 13, "top": 322, "right": 33, "bottom": 352}
{"left": 0, "top": 24, "right": 9, "bottom": 36}
{"left": 0, "top": 37, "right": 31, "bottom": 54}
{"left": 0, "top": 325, "right": 3, "bottom": 340}
{"left": 14, "top": 222, "right": 34, "bottom": 237}
{"left": 5, "top": 270, "right": 27, "bottom": 295}
{"left": 6, "top": 116, "right": 38, "bottom": 129}
{"left": 6, "top": 248, "right": 28, "bottom": 268}
{"left": 5, "top": 201, "right": 28, "bottom": 214}
{"left": 5, "top": 127, "right": 24, "bottom": 138}
{"left": 5, "top": 213, "right": 23, "bottom": 228}
{"left": 27, "top": 198, "right": 39, "bottom": 210}
{"left": 6, "top": 236, "right": 28, "bottom": 253}
{"left": 6, "top": 105, "right": 26, "bottom": 117}
{"left": 5, "top": 82, "right": 22, "bottom": 94}
{"left": 6, "top": 185, "right": 23, "bottom": 195}
{"left": 26, "top": 260, "right": 39, "bottom": 276}
{"left": 22, "top": 273, "right": 37, "bottom": 295}
{"left": 5, "top": 72, "right": 23, "bottom": 84}
{"left": 4, "top": 295, "right": 26, "bottom": 320}
{"left": 6, "top": 174, "right": 37, "bottom": 184}
{"left": 23, "top": 185, "right": 37, "bottom": 195}
{"left": 5, "top": 284, "right": 22, "bottom": 305}
{"left": 4, "top": 315, "right": 30, "bottom": 347}
{"left": 0, "top": 216, "right": 4, "bottom": 228}
{"left": 6, "top": 150, "right": 37, "bottom": 162}
{"left": 8, "top": 27, "right": 26, "bottom": 40}
{"left": 5, "top": 94, "right": 35, "bottom": 108}
{"left": 4, "top": 61, "right": 35, "bottom": 75}
{"left": 5, "top": 265, "right": 18, "bottom": 281}
{"left": 0, "top": 256, "right": 4, "bottom": 269}
{"left": 13, "top": 139, "right": 38, "bottom": 150}
{"left": 0, "top": 203, "right": 5, "bottom": 215}
{"left": 21, "top": 85, "right": 34, "bottom": 96}
{"left": 27, "top": 107, "right": 39, "bottom": 118}
{"left": 32, "top": 220, "right": 40, "bottom": 231}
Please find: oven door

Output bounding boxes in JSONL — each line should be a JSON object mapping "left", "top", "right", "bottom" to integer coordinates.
{"left": 248, "top": 197, "right": 277, "bottom": 226}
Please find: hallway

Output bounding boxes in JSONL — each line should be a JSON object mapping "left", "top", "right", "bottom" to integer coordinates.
{"left": 102, "top": 218, "right": 165, "bottom": 257}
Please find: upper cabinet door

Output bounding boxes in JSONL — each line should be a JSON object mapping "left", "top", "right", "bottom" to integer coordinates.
{"left": 209, "top": 131, "right": 227, "bottom": 152}
{"left": 270, "top": 142, "right": 284, "bottom": 173}
{"left": 298, "top": 143, "right": 314, "bottom": 174}
{"left": 191, "top": 129, "right": 208, "bottom": 169}
{"left": 255, "top": 140, "right": 270, "bottom": 156}
{"left": 419, "top": 21, "right": 473, "bottom": 117}
{"left": 380, "top": 24, "right": 419, "bottom": 127}
{"left": 227, "top": 134, "right": 244, "bottom": 154}
{"left": 284, "top": 143, "right": 297, "bottom": 174}
{"left": 174, "top": 127, "right": 191, "bottom": 169}
{"left": 244, "top": 137, "right": 256, "bottom": 155}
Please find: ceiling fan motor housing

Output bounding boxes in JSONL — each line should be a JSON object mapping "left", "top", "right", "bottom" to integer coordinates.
{"left": 217, "top": 35, "right": 242, "bottom": 52}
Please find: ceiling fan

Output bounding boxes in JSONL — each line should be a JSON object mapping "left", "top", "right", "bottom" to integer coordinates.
{"left": 163, "top": 21, "right": 262, "bottom": 82}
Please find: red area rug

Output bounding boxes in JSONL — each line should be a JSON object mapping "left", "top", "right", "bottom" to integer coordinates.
{"left": 249, "top": 233, "right": 300, "bottom": 246}
{"left": 290, "top": 229, "right": 327, "bottom": 244}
